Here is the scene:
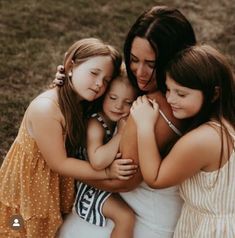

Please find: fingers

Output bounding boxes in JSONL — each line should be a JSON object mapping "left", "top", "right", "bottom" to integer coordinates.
{"left": 54, "top": 65, "right": 66, "bottom": 86}
{"left": 53, "top": 78, "right": 64, "bottom": 86}
{"left": 57, "top": 65, "right": 65, "bottom": 72}
{"left": 116, "top": 159, "right": 138, "bottom": 180}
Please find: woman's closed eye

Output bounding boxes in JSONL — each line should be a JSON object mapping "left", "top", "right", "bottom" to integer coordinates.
{"left": 130, "top": 55, "right": 138, "bottom": 63}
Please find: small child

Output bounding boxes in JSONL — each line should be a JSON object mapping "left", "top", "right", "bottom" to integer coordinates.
{"left": 74, "top": 65, "right": 138, "bottom": 238}
{"left": 131, "top": 45, "right": 235, "bottom": 237}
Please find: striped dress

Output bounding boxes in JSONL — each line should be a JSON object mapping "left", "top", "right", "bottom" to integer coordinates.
{"left": 73, "top": 113, "right": 113, "bottom": 227}
{"left": 174, "top": 124, "right": 235, "bottom": 238}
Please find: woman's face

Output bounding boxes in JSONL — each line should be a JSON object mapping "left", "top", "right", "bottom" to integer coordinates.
{"left": 130, "top": 37, "right": 157, "bottom": 93}
{"left": 71, "top": 56, "right": 114, "bottom": 101}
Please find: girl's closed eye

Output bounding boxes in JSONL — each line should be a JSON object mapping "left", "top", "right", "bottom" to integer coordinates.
{"left": 91, "top": 71, "right": 98, "bottom": 76}
{"left": 109, "top": 95, "right": 117, "bottom": 100}
{"left": 176, "top": 91, "right": 187, "bottom": 97}
{"left": 125, "top": 100, "right": 133, "bottom": 106}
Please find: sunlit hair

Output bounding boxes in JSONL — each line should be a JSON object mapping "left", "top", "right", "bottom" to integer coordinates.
{"left": 124, "top": 5, "right": 196, "bottom": 93}
{"left": 57, "top": 38, "right": 122, "bottom": 155}
{"left": 110, "top": 63, "right": 132, "bottom": 88}
{"left": 166, "top": 44, "right": 235, "bottom": 173}
{"left": 92, "top": 63, "right": 138, "bottom": 114}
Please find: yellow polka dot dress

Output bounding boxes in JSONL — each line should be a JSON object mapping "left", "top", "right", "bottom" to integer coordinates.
{"left": 0, "top": 115, "right": 75, "bottom": 238}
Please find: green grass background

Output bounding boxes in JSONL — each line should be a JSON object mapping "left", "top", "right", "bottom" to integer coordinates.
{"left": 1, "top": 0, "right": 234, "bottom": 165}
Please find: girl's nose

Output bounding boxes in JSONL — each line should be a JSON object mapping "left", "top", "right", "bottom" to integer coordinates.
{"left": 166, "top": 92, "right": 175, "bottom": 104}
{"left": 115, "top": 101, "right": 123, "bottom": 110}
{"left": 95, "top": 78, "right": 103, "bottom": 88}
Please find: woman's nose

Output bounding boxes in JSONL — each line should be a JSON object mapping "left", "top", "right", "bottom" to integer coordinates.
{"left": 136, "top": 64, "right": 145, "bottom": 77}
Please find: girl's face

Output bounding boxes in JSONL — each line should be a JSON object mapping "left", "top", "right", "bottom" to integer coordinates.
{"left": 71, "top": 56, "right": 114, "bottom": 101}
{"left": 130, "top": 37, "right": 157, "bottom": 93}
{"left": 102, "top": 79, "right": 136, "bottom": 122}
{"left": 165, "top": 75, "right": 204, "bottom": 119}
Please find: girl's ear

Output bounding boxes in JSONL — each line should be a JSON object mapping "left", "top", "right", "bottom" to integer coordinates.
{"left": 211, "top": 86, "right": 220, "bottom": 102}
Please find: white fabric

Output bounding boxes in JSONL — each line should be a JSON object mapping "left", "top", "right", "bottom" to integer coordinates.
{"left": 57, "top": 182, "right": 183, "bottom": 238}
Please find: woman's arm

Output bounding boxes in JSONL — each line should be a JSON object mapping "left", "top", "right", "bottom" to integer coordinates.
{"left": 82, "top": 91, "right": 182, "bottom": 191}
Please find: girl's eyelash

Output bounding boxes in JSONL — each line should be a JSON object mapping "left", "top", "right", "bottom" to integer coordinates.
{"left": 91, "top": 71, "right": 98, "bottom": 75}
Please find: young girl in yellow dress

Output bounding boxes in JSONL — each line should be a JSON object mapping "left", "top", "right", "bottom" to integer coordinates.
{"left": 0, "top": 38, "right": 136, "bottom": 238}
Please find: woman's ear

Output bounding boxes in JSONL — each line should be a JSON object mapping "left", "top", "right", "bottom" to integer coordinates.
{"left": 211, "top": 86, "right": 220, "bottom": 102}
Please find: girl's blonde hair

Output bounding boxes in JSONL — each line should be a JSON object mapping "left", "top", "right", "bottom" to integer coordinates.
{"left": 58, "top": 38, "right": 122, "bottom": 155}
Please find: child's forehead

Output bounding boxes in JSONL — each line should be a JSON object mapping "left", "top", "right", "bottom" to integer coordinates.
{"left": 112, "top": 76, "right": 130, "bottom": 85}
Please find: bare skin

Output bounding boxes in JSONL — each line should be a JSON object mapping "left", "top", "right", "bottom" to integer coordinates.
{"left": 82, "top": 90, "right": 182, "bottom": 192}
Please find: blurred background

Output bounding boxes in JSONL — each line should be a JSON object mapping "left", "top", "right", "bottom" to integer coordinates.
{"left": 0, "top": 0, "right": 234, "bottom": 165}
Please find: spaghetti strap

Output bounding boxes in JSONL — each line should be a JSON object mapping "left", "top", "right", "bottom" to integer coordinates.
{"left": 209, "top": 121, "right": 235, "bottom": 138}
{"left": 159, "top": 109, "right": 182, "bottom": 136}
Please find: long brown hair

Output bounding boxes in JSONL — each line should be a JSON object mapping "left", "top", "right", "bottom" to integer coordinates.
{"left": 57, "top": 38, "right": 122, "bottom": 155}
{"left": 124, "top": 6, "right": 196, "bottom": 93}
{"left": 166, "top": 44, "right": 235, "bottom": 173}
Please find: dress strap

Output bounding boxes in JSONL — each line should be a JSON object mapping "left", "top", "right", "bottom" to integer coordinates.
{"left": 91, "top": 113, "right": 112, "bottom": 137}
{"left": 159, "top": 109, "right": 182, "bottom": 136}
{"left": 209, "top": 121, "right": 235, "bottom": 138}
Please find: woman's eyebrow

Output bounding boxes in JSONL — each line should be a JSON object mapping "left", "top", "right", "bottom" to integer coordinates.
{"left": 131, "top": 53, "right": 155, "bottom": 63}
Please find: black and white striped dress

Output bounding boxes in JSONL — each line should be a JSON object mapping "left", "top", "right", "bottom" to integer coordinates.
{"left": 73, "top": 113, "right": 113, "bottom": 227}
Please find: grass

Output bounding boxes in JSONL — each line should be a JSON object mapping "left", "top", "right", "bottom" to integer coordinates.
{"left": 0, "top": 0, "right": 234, "bottom": 165}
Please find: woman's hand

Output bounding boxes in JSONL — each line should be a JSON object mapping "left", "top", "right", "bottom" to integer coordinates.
{"left": 131, "top": 95, "right": 159, "bottom": 129}
{"left": 105, "top": 153, "right": 138, "bottom": 180}
{"left": 53, "top": 65, "right": 66, "bottom": 86}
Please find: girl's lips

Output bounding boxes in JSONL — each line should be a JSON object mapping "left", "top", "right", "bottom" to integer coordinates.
{"left": 170, "top": 105, "right": 180, "bottom": 111}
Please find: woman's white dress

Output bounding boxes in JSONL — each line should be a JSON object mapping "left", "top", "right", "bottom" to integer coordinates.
{"left": 57, "top": 182, "right": 183, "bottom": 238}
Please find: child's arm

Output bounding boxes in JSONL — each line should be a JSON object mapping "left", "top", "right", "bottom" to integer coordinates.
{"left": 81, "top": 92, "right": 182, "bottom": 192}
{"left": 27, "top": 97, "right": 136, "bottom": 181}
{"left": 87, "top": 118, "right": 122, "bottom": 170}
{"left": 131, "top": 96, "right": 220, "bottom": 188}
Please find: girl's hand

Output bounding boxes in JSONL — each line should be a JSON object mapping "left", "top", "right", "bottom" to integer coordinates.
{"left": 105, "top": 153, "right": 138, "bottom": 180}
{"left": 116, "top": 117, "right": 127, "bottom": 134}
{"left": 53, "top": 65, "right": 66, "bottom": 86}
{"left": 131, "top": 95, "right": 159, "bottom": 128}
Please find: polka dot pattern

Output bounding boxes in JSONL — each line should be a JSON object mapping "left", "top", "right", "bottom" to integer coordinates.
{"left": 0, "top": 117, "right": 75, "bottom": 237}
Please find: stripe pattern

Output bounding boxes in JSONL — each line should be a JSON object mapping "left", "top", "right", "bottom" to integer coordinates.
{"left": 73, "top": 113, "right": 113, "bottom": 227}
{"left": 74, "top": 182, "right": 111, "bottom": 227}
{"left": 174, "top": 125, "right": 235, "bottom": 237}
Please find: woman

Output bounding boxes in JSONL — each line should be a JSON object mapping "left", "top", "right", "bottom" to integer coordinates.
{"left": 57, "top": 6, "right": 196, "bottom": 238}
